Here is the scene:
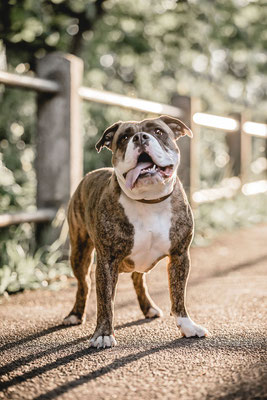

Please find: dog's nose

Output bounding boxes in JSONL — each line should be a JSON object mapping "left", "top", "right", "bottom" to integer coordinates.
{"left": 133, "top": 132, "right": 150, "bottom": 146}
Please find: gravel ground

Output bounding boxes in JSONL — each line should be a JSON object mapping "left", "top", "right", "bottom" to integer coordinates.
{"left": 0, "top": 224, "right": 266, "bottom": 400}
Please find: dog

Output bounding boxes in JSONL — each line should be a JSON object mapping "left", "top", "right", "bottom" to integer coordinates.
{"left": 63, "top": 115, "right": 209, "bottom": 348}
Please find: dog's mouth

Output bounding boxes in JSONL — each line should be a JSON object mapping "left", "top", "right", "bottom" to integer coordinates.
{"left": 124, "top": 152, "right": 174, "bottom": 190}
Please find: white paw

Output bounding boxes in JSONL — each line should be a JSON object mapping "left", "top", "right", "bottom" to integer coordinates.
{"left": 63, "top": 314, "right": 83, "bottom": 326}
{"left": 145, "top": 307, "right": 163, "bottom": 318}
{"left": 89, "top": 335, "right": 117, "bottom": 349}
{"left": 177, "top": 317, "right": 209, "bottom": 338}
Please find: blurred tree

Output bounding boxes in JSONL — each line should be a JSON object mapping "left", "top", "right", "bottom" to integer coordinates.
{"left": 79, "top": 0, "right": 267, "bottom": 111}
{"left": 0, "top": 0, "right": 106, "bottom": 67}
{"left": 1, "top": 0, "right": 266, "bottom": 109}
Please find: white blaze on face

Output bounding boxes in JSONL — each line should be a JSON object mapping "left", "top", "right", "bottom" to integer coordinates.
{"left": 123, "top": 134, "right": 176, "bottom": 174}
{"left": 114, "top": 133, "right": 179, "bottom": 201}
{"left": 116, "top": 140, "right": 140, "bottom": 178}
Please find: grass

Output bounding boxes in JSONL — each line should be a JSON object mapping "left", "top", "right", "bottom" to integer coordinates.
{"left": 0, "top": 226, "right": 71, "bottom": 298}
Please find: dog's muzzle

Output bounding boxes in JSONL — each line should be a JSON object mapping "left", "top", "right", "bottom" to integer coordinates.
{"left": 132, "top": 132, "right": 150, "bottom": 147}
{"left": 124, "top": 151, "right": 174, "bottom": 190}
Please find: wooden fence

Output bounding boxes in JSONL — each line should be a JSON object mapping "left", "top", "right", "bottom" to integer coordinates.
{"left": 0, "top": 52, "right": 266, "bottom": 233}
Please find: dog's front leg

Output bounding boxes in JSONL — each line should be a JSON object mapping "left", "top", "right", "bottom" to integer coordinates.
{"left": 90, "top": 256, "right": 119, "bottom": 349}
{"left": 168, "top": 250, "right": 209, "bottom": 338}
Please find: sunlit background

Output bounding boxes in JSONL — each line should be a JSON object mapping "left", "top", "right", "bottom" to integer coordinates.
{"left": 0, "top": 0, "right": 266, "bottom": 294}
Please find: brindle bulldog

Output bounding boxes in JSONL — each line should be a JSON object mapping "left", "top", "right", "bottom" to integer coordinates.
{"left": 63, "top": 115, "right": 209, "bottom": 348}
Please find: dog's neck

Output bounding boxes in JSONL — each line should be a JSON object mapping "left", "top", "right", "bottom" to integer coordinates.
{"left": 114, "top": 168, "right": 177, "bottom": 202}
{"left": 136, "top": 191, "right": 174, "bottom": 204}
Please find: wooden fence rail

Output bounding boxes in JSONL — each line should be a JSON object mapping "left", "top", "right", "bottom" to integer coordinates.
{"left": 0, "top": 70, "right": 59, "bottom": 93}
{"left": 0, "top": 209, "right": 57, "bottom": 228}
{"left": 0, "top": 52, "right": 266, "bottom": 233}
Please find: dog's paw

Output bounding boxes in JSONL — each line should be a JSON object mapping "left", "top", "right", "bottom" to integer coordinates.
{"left": 89, "top": 335, "right": 117, "bottom": 349}
{"left": 177, "top": 317, "right": 209, "bottom": 338}
{"left": 63, "top": 314, "right": 84, "bottom": 326}
{"left": 145, "top": 306, "right": 163, "bottom": 319}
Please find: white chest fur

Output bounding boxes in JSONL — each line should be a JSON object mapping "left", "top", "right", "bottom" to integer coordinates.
{"left": 119, "top": 194, "right": 172, "bottom": 273}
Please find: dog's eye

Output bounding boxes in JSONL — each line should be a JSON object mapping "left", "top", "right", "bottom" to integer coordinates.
{"left": 120, "top": 134, "right": 129, "bottom": 143}
{"left": 155, "top": 128, "right": 163, "bottom": 135}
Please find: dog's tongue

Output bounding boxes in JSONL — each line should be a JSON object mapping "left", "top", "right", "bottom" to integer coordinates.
{"left": 125, "top": 162, "right": 153, "bottom": 189}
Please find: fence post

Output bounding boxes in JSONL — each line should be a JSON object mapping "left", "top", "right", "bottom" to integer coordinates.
{"left": 36, "top": 52, "right": 83, "bottom": 245}
{"left": 190, "top": 97, "right": 201, "bottom": 205}
{"left": 171, "top": 95, "right": 200, "bottom": 202}
{"left": 225, "top": 113, "right": 241, "bottom": 178}
{"left": 240, "top": 110, "right": 252, "bottom": 184}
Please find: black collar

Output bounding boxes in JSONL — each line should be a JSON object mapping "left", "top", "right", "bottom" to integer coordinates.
{"left": 136, "top": 190, "right": 173, "bottom": 204}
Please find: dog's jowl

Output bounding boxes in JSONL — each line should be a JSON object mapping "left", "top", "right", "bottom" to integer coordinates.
{"left": 63, "top": 115, "right": 209, "bottom": 348}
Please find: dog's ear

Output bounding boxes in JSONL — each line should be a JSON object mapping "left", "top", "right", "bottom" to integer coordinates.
{"left": 159, "top": 115, "right": 193, "bottom": 140}
{"left": 95, "top": 121, "right": 122, "bottom": 152}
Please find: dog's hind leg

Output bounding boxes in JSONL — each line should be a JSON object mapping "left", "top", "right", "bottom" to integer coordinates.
{"left": 63, "top": 227, "right": 94, "bottom": 326}
{"left": 131, "top": 272, "right": 163, "bottom": 318}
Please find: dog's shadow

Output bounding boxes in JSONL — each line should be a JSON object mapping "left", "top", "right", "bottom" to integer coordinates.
{"left": 115, "top": 317, "right": 154, "bottom": 330}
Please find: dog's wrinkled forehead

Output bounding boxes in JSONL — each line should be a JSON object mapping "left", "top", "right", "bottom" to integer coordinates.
{"left": 114, "top": 119, "right": 174, "bottom": 146}
{"left": 114, "top": 121, "right": 140, "bottom": 140}
{"left": 95, "top": 115, "right": 192, "bottom": 153}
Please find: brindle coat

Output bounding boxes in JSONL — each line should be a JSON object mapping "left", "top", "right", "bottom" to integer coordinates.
{"left": 66, "top": 169, "right": 193, "bottom": 339}
{"left": 64, "top": 115, "right": 207, "bottom": 345}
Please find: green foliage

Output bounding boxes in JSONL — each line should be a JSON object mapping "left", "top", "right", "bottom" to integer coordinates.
{"left": 1, "top": 1, "right": 267, "bottom": 112}
{"left": 0, "top": 87, "right": 36, "bottom": 213}
{"left": 0, "top": 224, "right": 71, "bottom": 296}
{"left": 193, "top": 192, "right": 267, "bottom": 246}
{"left": 81, "top": 0, "right": 267, "bottom": 115}
{"left": 0, "top": 0, "right": 105, "bottom": 65}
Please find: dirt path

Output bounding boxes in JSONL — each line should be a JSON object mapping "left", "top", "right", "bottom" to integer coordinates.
{"left": 0, "top": 224, "right": 266, "bottom": 400}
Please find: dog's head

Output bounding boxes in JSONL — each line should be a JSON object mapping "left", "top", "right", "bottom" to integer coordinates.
{"left": 96, "top": 115, "right": 192, "bottom": 200}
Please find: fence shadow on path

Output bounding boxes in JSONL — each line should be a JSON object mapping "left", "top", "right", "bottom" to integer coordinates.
{"left": 115, "top": 318, "right": 154, "bottom": 331}
{"left": 211, "top": 254, "right": 267, "bottom": 278}
{"left": 0, "top": 324, "right": 68, "bottom": 353}
{"left": 1, "top": 251, "right": 266, "bottom": 397}
{"left": 1, "top": 337, "right": 201, "bottom": 398}
{"left": 1, "top": 326, "right": 265, "bottom": 398}
{"left": 26, "top": 334, "right": 265, "bottom": 400}
{"left": 190, "top": 253, "right": 267, "bottom": 286}
{"left": 114, "top": 253, "right": 267, "bottom": 312}
{"left": 0, "top": 334, "right": 91, "bottom": 377}
{"left": 0, "top": 318, "right": 151, "bottom": 378}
